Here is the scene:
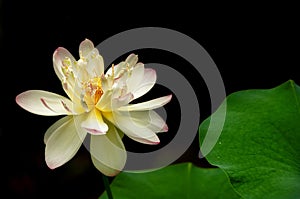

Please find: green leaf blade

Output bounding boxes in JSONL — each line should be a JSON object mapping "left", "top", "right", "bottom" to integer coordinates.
{"left": 99, "top": 163, "right": 240, "bottom": 199}
{"left": 200, "top": 80, "right": 300, "bottom": 199}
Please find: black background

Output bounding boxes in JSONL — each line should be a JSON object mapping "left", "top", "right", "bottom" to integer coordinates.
{"left": 1, "top": 1, "right": 299, "bottom": 199}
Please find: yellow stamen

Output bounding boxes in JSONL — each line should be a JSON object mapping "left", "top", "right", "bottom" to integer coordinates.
{"left": 62, "top": 57, "right": 71, "bottom": 67}
{"left": 94, "top": 77, "right": 103, "bottom": 103}
{"left": 94, "top": 87, "right": 103, "bottom": 103}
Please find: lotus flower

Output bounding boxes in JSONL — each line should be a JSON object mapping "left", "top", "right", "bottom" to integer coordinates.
{"left": 16, "top": 39, "right": 172, "bottom": 176}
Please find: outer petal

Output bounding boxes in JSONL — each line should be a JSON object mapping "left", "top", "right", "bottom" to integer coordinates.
{"left": 44, "top": 116, "right": 71, "bottom": 144}
{"left": 90, "top": 122, "right": 127, "bottom": 176}
{"left": 45, "top": 116, "right": 87, "bottom": 169}
{"left": 81, "top": 109, "right": 108, "bottom": 135}
{"left": 131, "top": 68, "right": 157, "bottom": 100}
{"left": 103, "top": 112, "right": 160, "bottom": 145}
{"left": 118, "top": 95, "right": 172, "bottom": 111}
{"left": 16, "top": 90, "right": 80, "bottom": 116}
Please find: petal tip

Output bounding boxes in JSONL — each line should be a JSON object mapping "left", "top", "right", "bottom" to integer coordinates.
{"left": 45, "top": 159, "right": 58, "bottom": 170}
{"left": 152, "top": 141, "right": 160, "bottom": 145}
{"left": 163, "top": 124, "right": 169, "bottom": 132}
{"left": 83, "top": 127, "right": 108, "bottom": 135}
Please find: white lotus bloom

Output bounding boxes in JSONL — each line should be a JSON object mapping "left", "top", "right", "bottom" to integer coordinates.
{"left": 16, "top": 39, "right": 172, "bottom": 176}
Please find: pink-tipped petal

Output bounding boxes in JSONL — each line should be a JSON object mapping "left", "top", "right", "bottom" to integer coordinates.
{"left": 81, "top": 109, "right": 108, "bottom": 135}
{"left": 53, "top": 47, "right": 76, "bottom": 81}
{"left": 16, "top": 90, "right": 78, "bottom": 116}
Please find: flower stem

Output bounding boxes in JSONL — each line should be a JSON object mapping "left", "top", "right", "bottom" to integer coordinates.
{"left": 102, "top": 173, "right": 113, "bottom": 199}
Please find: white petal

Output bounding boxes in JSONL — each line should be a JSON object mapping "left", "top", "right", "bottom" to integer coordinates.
{"left": 111, "top": 93, "right": 134, "bottom": 110}
{"left": 79, "top": 38, "right": 94, "bottom": 57}
{"left": 96, "top": 88, "right": 134, "bottom": 112}
{"left": 53, "top": 47, "right": 78, "bottom": 100}
{"left": 132, "top": 68, "right": 157, "bottom": 99}
{"left": 87, "top": 53, "right": 104, "bottom": 76}
{"left": 44, "top": 116, "right": 72, "bottom": 144}
{"left": 53, "top": 47, "right": 76, "bottom": 82}
{"left": 90, "top": 122, "right": 126, "bottom": 176}
{"left": 105, "top": 61, "right": 125, "bottom": 77}
{"left": 118, "top": 95, "right": 172, "bottom": 111}
{"left": 105, "top": 53, "right": 138, "bottom": 78}
{"left": 104, "top": 111, "right": 160, "bottom": 145}
{"left": 126, "top": 63, "right": 145, "bottom": 93}
{"left": 16, "top": 90, "right": 79, "bottom": 116}
{"left": 128, "top": 110, "right": 168, "bottom": 133}
{"left": 45, "top": 116, "right": 87, "bottom": 169}
{"left": 81, "top": 109, "right": 108, "bottom": 135}
{"left": 125, "top": 53, "right": 138, "bottom": 68}
{"left": 96, "top": 90, "right": 113, "bottom": 112}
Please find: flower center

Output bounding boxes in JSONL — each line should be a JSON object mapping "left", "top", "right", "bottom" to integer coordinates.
{"left": 83, "top": 77, "right": 103, "bottom": 105}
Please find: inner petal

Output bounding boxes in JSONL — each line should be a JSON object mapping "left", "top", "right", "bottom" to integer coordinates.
{"left": 81, "top": 109, "right": 108, "bottom": 135}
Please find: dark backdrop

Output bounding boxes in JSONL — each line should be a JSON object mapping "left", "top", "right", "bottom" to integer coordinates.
{"left": 1, "top": 1, "right": 299, "bottom": 199}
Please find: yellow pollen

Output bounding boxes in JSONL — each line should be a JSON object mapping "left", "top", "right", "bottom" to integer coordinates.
{"left": 83, "top": 77, "right": 103, "bottom": 104}
{"left": 62, "top": 57, "right": 72, "bottom": 68}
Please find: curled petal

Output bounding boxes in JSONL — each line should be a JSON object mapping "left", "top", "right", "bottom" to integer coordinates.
{"left": 90, "top": 122, "right": 127, "bottom": 176}
{"left": 81, "top": 109, "right": 108, "bottom": 135}
{"left": 45, "top": 116, "right": 87, "bottom": 169}
{"left": 16, "top": 90, "right": 80, "bottom": 116}
{"left": 118, "top": 95, "right": 172, "bottom": 111}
